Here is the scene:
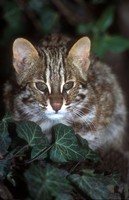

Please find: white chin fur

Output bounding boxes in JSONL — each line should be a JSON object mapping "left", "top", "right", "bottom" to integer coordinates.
{"left": 46, "top": 111, "right": 66, "bottom": 120}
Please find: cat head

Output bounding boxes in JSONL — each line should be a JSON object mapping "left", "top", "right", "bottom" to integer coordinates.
{"left": 12, "top": 36, "right": 91, "bottom": 121}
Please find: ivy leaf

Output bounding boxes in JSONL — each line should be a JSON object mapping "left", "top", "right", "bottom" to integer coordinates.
{"left": 28, "top": 0, "right": 45, "bottom": 12}
{"left": 69, "top": 169, "right": 119, "bottom": 200}
{"left": 93, "top": 35, "right": 129, "bottom": 57}
{"left": 2, "top": 0, "right": 26, "bottom": 44}
{"left": 77, "top": 136, "right": 100, "bottom": 162}
{"left": 77, "top": 7, "right": 114, "bottom": 36}
{"left": 16, "top": 121, "right": 49, "bottom": 159}
{"left": 95, "top": 6, "right": 115, "bottom": 33}
{"left": 0, "top": 159, "right": 10, "bottom": 181}
{"left": 122, "top": 184, "right": 129, "bottom": 200}
{"left": 104, "top": 35, "right": 129, "bottom": 53}
{"left": 16, "top": 121, "right": 43, "bottom": 146}
{"left": 40, "top": 8, "right": 59, "bottom": 34}
{"left": 0, "top": 114, "right": 11, "bottom": 156}
{"left": 50, "top": 124, "right": 82, "bottom": 162}
{"left": 24, "top": 164, "right": 72, "bottom": 200}
{"left": 31, "top": 145, "right": 48, "bottom": 160}
{"left": 7, "top": 171, "right": 16, "bottom": 187}
{"left": 82, "top": 169, "right": 119, "bottom": 184}
{"left": 1, "top": 112, "right": 14, "bottom": 124}
{"left": 0, "top": 123, "right": 11, "bottom": 156}
{"left": 50, "top": 124, "right": 98, "bottom": 163}
{"left": 76, "top": 21, "right": 95, "bottom": 35}
{"left": 56, "top": 193, "right": 74, "bottom": 200}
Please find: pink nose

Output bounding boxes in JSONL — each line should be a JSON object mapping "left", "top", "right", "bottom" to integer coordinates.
{"left": 51, "top": 102, "right": 62, "bottom": 112}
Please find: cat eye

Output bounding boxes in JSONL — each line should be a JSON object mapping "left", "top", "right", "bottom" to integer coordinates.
{"left": 63, "top": 81, "right": 74, "bottom": 91}
{"left": 35, "top": 82, "right": 48, "bottom": 92}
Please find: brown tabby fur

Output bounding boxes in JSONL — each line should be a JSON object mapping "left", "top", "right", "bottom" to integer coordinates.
{"left": 4, "top": 34, "right": 127, "bottom": 152}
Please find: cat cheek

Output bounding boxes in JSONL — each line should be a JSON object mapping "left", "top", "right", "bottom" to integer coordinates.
{"left": 34, "top": 91, "right": 47, "bottom": 106}
{"left": 64, "top": 92, "right": 75, "bottom": 104}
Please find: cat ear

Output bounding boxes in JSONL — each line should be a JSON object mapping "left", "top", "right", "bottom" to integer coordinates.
{"left": 13, "top": 38, "right": 39, "bottom": 74}
{"left": 67, "top": 37, "right": 91, "bottom": 75}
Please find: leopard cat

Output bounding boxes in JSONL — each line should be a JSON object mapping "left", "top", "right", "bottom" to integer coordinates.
{"left": 4, "top": 34, "right": 127, "bottom": 152}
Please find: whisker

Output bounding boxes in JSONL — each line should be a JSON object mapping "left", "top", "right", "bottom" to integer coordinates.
{"left": 71, "top": 107, "right": 97, "bottom": 131}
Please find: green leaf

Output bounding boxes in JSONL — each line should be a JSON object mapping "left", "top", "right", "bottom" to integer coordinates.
{"left": 24, "top": 164, "right": 72, "bottom": 200}
{"left": 0, "top": 159, "right": 10, "bottom": 181}
{"left": 77, "top": 6, "right": 114, "bottom": 36}
{"left": 7, "top": 171, "right": 16, "bottom": 186}
{"left": 31, "top": 145, "right": 48, "bottom": 160}
{"left": 16, "top": 121, "right": 49, "bottom": 160}
{"left": 0, "top": 123, "right": 11, "bottom": 156}
{"left": 82, "top": 169, "right": 120, "bottom": 185}
{"left": 0, "top": 115, "right": 11, "bottom": 156}
{"left": 123, "top": 184, "right": 129, "bottom": 200}
{"left": 76, "top": 21, "right": 95, "bottom": 35}
{"left": 104, "top": 35, "right": 129, "bottom": 53}
{"left": 40, "top": 8, "right": 59, "bottom": 34}
{"left": 69, "top": 170, "right": 111, "bottom": 200}
{"left": 92, "top": 35, "right": 129, "bottom": 57}
{"left": 16, "top": 121, "right": 48, "bottom": 146}
{"left": 50, "top": 124, "right": 98, "bottom": 163}
{"left": 2, "top": 1, "right": 26, "bottom": 44}
{"left": 56, "top": 193, "right": 74, "bottom": 200}
{"left": 77, "top": 136, "right": 100, "bottom": 162}
{"left": 1, "top": 112, "right": 14, "bottom": 124}
{"left": 95, "top": 6, "right": 115, "bottom": 33}
{"left": 28, "top": 0, "right": 46, "bottom": 12}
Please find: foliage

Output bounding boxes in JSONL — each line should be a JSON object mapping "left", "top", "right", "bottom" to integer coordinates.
{"left": 0, "top": 0, "right": 129, "bottom": 58}
{"left": 76, "top": 6, "right": 129, "bottom": 57}
{"left": 0, "top": 113, "right": 124, "bottom": 200}
{"left": 25, "top": 164, "right": 72, "bottom": 200}
{"left": 69, "top": 169, "right": 120, "bottom": 200}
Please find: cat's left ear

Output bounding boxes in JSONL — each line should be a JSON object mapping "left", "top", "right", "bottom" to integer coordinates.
{"left": 13, "top": 38, "right": 39, "bottom": 74}
{"left": 67, "top": 37, "right": 91, "bottom": 76}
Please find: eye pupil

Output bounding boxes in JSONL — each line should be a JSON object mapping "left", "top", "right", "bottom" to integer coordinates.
{"left": 35, "top": 82, "right": 48, "bottom": 92}
{"left": 63, "top": 81, "right": 74, "bottom": 90}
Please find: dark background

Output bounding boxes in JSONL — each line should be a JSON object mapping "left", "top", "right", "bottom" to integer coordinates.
{"left": 0, "top": 0, "right": 129, "bottom": 124}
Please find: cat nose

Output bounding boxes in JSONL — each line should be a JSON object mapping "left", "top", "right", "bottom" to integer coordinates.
{"left": 51, "top": 102, "right": 62, "bottom": 112}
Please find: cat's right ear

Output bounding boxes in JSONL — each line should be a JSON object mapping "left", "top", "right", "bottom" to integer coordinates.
{"left": 13, "top": 38, "right": 39, "bottom": 74}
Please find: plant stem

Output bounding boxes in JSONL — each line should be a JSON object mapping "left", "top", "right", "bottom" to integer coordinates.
{"left": 7, "top": 145, "right": 29, "bottom": 161}
{"left": 25, "top": 145, "right": 53, "bottom": 164}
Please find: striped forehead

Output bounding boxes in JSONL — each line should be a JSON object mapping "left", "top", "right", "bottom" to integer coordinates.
{"left": 43, "top": 47, "right": 65, "bottom": 93}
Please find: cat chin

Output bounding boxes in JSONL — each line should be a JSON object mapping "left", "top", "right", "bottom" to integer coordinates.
{"left": 46, "top": 112, "right": 66, "bottom": 120}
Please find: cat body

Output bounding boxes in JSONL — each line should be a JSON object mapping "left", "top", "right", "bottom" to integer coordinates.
{"left": 4, "top": 34, "right": 127, "bottom": 151}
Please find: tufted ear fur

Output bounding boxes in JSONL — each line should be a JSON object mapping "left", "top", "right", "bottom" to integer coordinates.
{"left": 67, "top": 37, "right": 91, "bottom": 78}
{"left": 13, "top": 38, "right": 39, "bottom": 74}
